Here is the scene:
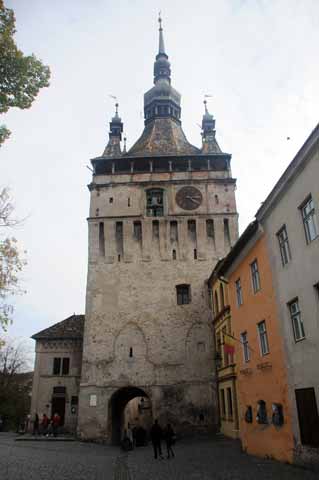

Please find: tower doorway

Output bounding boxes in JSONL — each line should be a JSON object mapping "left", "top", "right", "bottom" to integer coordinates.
{"left": 109, "top": 386, "right": 152, "bottom": 445}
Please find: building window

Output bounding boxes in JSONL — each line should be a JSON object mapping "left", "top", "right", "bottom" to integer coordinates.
{"left": 240, "top": 332, "right": 250, "bottom": 362}
{"left": 257, "top": 400, "right": 268, "bottom": 424}
{"left": 288, "top": 298, "right": 305, "bottom": 341}
{"left": 172, "top": 249, "right": 176, "bottom": 260}
{"left": 187, "top": 220, "right": 197, "bottom": 241}
{"left": 227, "top": 387, "right": 233, "bottom": 419}
{"left": 62, "top": 358, "right": 70, "bottom": 375}
{"left": 257, "top": 320, "right": 269, "bottom": 355}
{"left": 220, "top": 389, "right": 226, "bottom": 417}
{"left": 146, "top": 189, "right": 164, "bottom": 217}
{"left": 220, "top": 284, "right": 225, "bottom": 309}
{"left": 53, "top": 357, "right": 70, "bottom": 375}
{"left": 250, "top": 259, "right": 261, "bottom": 293}
{"left": 300, "top": 196, "right": 318, "bottom": 244}
{"left": 277, "top": 225, "right": 291, "bottom": 266}
{"left": 176, "top": 284, "right": 190, "bottom": 305}
{"left": 53, "top": 358, "right": 61, "bottom": 375}
{"left": 214, "top": 291, "right": 219, "bottom": 314}
{"left": 235, "top": 278, "right": 243, "bottom": 306}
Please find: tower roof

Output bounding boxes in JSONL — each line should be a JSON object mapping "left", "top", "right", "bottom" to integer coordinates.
{"left": 127, "top": 16, "right": 199, "bottom": 157}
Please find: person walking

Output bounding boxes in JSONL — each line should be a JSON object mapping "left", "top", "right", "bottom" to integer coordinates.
{"left": 32, "top": 413, "right": 39, "bottom": 435}
{"left": 41, "top": 413, "right": 49, "bottom": 435}
{"left": 150, "top": 419, "right": 163, "bottom": 459}
{"left": 164, "top": 423, "right": 175, "bottom": 459}
{"left": 52, "top": 412, "right": 61, "bottom": 437}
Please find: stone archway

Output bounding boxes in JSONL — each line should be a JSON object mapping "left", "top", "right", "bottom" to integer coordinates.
{"left": 109, "top": 386, "right": 152, "bottom": 445}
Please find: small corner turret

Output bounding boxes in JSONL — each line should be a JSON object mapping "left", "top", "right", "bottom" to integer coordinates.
{"left": 201, "top": 100, "right": 221, "bottom": 154}
{"left": 102, "top": 102, "right": 124, "bottom": 157}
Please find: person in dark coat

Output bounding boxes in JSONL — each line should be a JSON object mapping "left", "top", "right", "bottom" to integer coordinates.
{"left": 150, "top": 419, "right": 163, "bottom": 459}
{"left": 164, "top": 423, "right": 175, "bottom": 458}
{"left": 32, "top": 413, "right": 39, "bottom": 435}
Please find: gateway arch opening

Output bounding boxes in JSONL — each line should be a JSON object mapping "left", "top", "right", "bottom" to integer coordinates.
{"left": 109, "top": 386, "right": 152, "bottom": 445}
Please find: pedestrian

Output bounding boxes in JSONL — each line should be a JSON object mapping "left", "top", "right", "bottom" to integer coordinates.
{"left": 150, "top": 419, "right": 163, "bottom": 459}
{"left": 32, "top": 413, "right": 39, "bottom": 435}
{"left": 164, "top": 423, "right": 175, "bottom": 459}
{"left": 52, "top": 412, "right": 61, "bottom": 437}
{"left": 41, "top": 413, "right": 49, "bottom": 435}
{"left": 127, "top": 422, "right": 134, "bottom": 449}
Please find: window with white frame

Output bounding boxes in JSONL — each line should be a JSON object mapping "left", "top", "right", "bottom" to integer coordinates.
{"left": 240, "top": 332, "right": 250, "bottom": 362}
{"left": 250, "top": 259, "right": 261, "bottom": 293}
{"left": 300, "top": 196, "right": 318, "bottom": 244}
{"left": 235, "top": 278, "right": 243, "bottom": 306}
{"left": 288, "top": 298, "right": 305, "bottom": 341}
{"left": 277, "top": 225, "right": 291, "bottom": 266}
{"left": 257, "top": 320, "right": 269, "bottom": 355}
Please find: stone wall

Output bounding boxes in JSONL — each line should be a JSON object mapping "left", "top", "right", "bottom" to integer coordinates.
{"left": 78, "top": 168, "right": 238, "bottom": 441}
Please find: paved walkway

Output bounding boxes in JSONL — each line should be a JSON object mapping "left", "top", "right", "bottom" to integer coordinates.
{"left": 1, "top": 432, "right": 318, "bottom": 479}
{"left": 126, "top": 436, "right": 318, "bottom": 480}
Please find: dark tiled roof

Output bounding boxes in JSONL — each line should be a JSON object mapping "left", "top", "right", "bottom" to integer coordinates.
{"left": 127, "top": 118, "right": 200, "bottom": 157}
{"left": 32, "top": 314, "right": 85, "bottom": 340}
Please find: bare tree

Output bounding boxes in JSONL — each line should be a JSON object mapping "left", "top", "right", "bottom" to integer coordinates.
{"left": 0, "top": 188, "right": 26, "bottom": 332}
{"left": 0, "top": 339, "right": 32, "bottom": 430}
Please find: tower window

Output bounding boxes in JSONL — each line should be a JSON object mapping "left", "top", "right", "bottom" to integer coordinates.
{"left": 152, "top": 220, "right": 159, "bottom": 239}
{"left": 188, "top": 220, "right": 196, "bottom": 241}
{"left": 176, "top": 284, "right": 191, "bottom": 305}
{"left": 172, "top": 249, "right": 176, "bottom": 260}
{"left": 206, "top": 219, "right": 214, "bottom": 239}
{"left": 170, "top": 221, "right": 178, "bottom": 242}
{"left": 109, "top": 197, "right": 113, "bottom": 204}
{"left": 146, "top": 189, "right": 164, "bottom": 217}
{"left": 194, "top": 249, "right": 197, "bottom": 259}
{"left": 133, "top": 221, "right": 142, "bottom": 241}
{"left": 128, "top": 198, "right": 131, "bottom": 207}
{"left": 224, "top": 218, "right": 231, "bottom": 246}
{"left": 129, "top": 347, "right": 133, "bottom": 358}
{"left": 99, "top": 222, "right": 105, "bottom": 257}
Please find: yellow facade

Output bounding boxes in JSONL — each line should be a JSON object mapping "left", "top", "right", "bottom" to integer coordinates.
{"left": 208, "top": 275, "right": 239, "bottom": 439}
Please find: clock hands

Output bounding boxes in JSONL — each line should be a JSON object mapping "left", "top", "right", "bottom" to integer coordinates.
{"left": 185, "top": 195, "right": 201, "bottom": 205}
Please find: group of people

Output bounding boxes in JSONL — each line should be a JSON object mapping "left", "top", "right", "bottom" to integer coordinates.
{"left": 122, "top": 420, "right": 176, "bottom": 459}
{"left": 32, "top": 412, "right": 61, "bottom": 437}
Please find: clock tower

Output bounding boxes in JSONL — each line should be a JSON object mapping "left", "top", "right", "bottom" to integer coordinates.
{"left": 78, "top": 18, "right": 238, "bottom": 442}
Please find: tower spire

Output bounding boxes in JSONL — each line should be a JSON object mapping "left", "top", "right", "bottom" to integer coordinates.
{"left": 201, "top": 99, "right": 221, "bottom": 154}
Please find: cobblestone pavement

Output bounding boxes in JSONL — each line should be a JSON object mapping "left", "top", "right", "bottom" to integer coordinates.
{"left": 127, "top": 436, "right": 318, "bottom": 480}
{"left": 0, "top": 432, "right": 117, "bottom": 480}
{"left": 1, "top": 432, "right": 318, "bottom": 480}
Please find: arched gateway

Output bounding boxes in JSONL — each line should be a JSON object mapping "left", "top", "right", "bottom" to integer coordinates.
{"left": 109, "top": 386, "right": 152, "bottom": 444}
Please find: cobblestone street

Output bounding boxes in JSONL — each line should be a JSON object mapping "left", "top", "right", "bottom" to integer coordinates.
{"left": 1, "top": 433, "right": 318, "bottom": 480}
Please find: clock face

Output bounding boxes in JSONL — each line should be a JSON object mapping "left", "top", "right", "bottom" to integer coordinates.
{"left": 176, "top": 186, "right": 203, "bottom": 210}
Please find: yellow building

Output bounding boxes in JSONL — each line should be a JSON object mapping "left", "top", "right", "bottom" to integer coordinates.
{"left": 208, "top": 265, "right": 239, "bottom": 439}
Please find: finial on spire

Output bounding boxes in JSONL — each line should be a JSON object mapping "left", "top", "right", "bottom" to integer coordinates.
{"left": 158, "top": 12, "right": 166, "bottom": 55}
{"left": 115, "top": 102, "right": 119, "bottom": 116}
{"left": 204, "top": 99, "right": 208, "bottom": 114}
{"left": 123, "top": 135, "right": 127, "bottom": 153}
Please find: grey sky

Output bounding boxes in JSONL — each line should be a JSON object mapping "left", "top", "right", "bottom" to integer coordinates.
{"left": 1, "top": 0, "right": 319, "bottom": 355}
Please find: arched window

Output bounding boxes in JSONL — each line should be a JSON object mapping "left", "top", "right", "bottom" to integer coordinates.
{"left": 146, "top": 189, "right": 164, "bottom": 217}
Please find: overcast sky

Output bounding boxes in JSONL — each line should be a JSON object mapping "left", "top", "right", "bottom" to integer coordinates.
{"left": 1, "top": 0, "right": 319, "bottom": 357}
